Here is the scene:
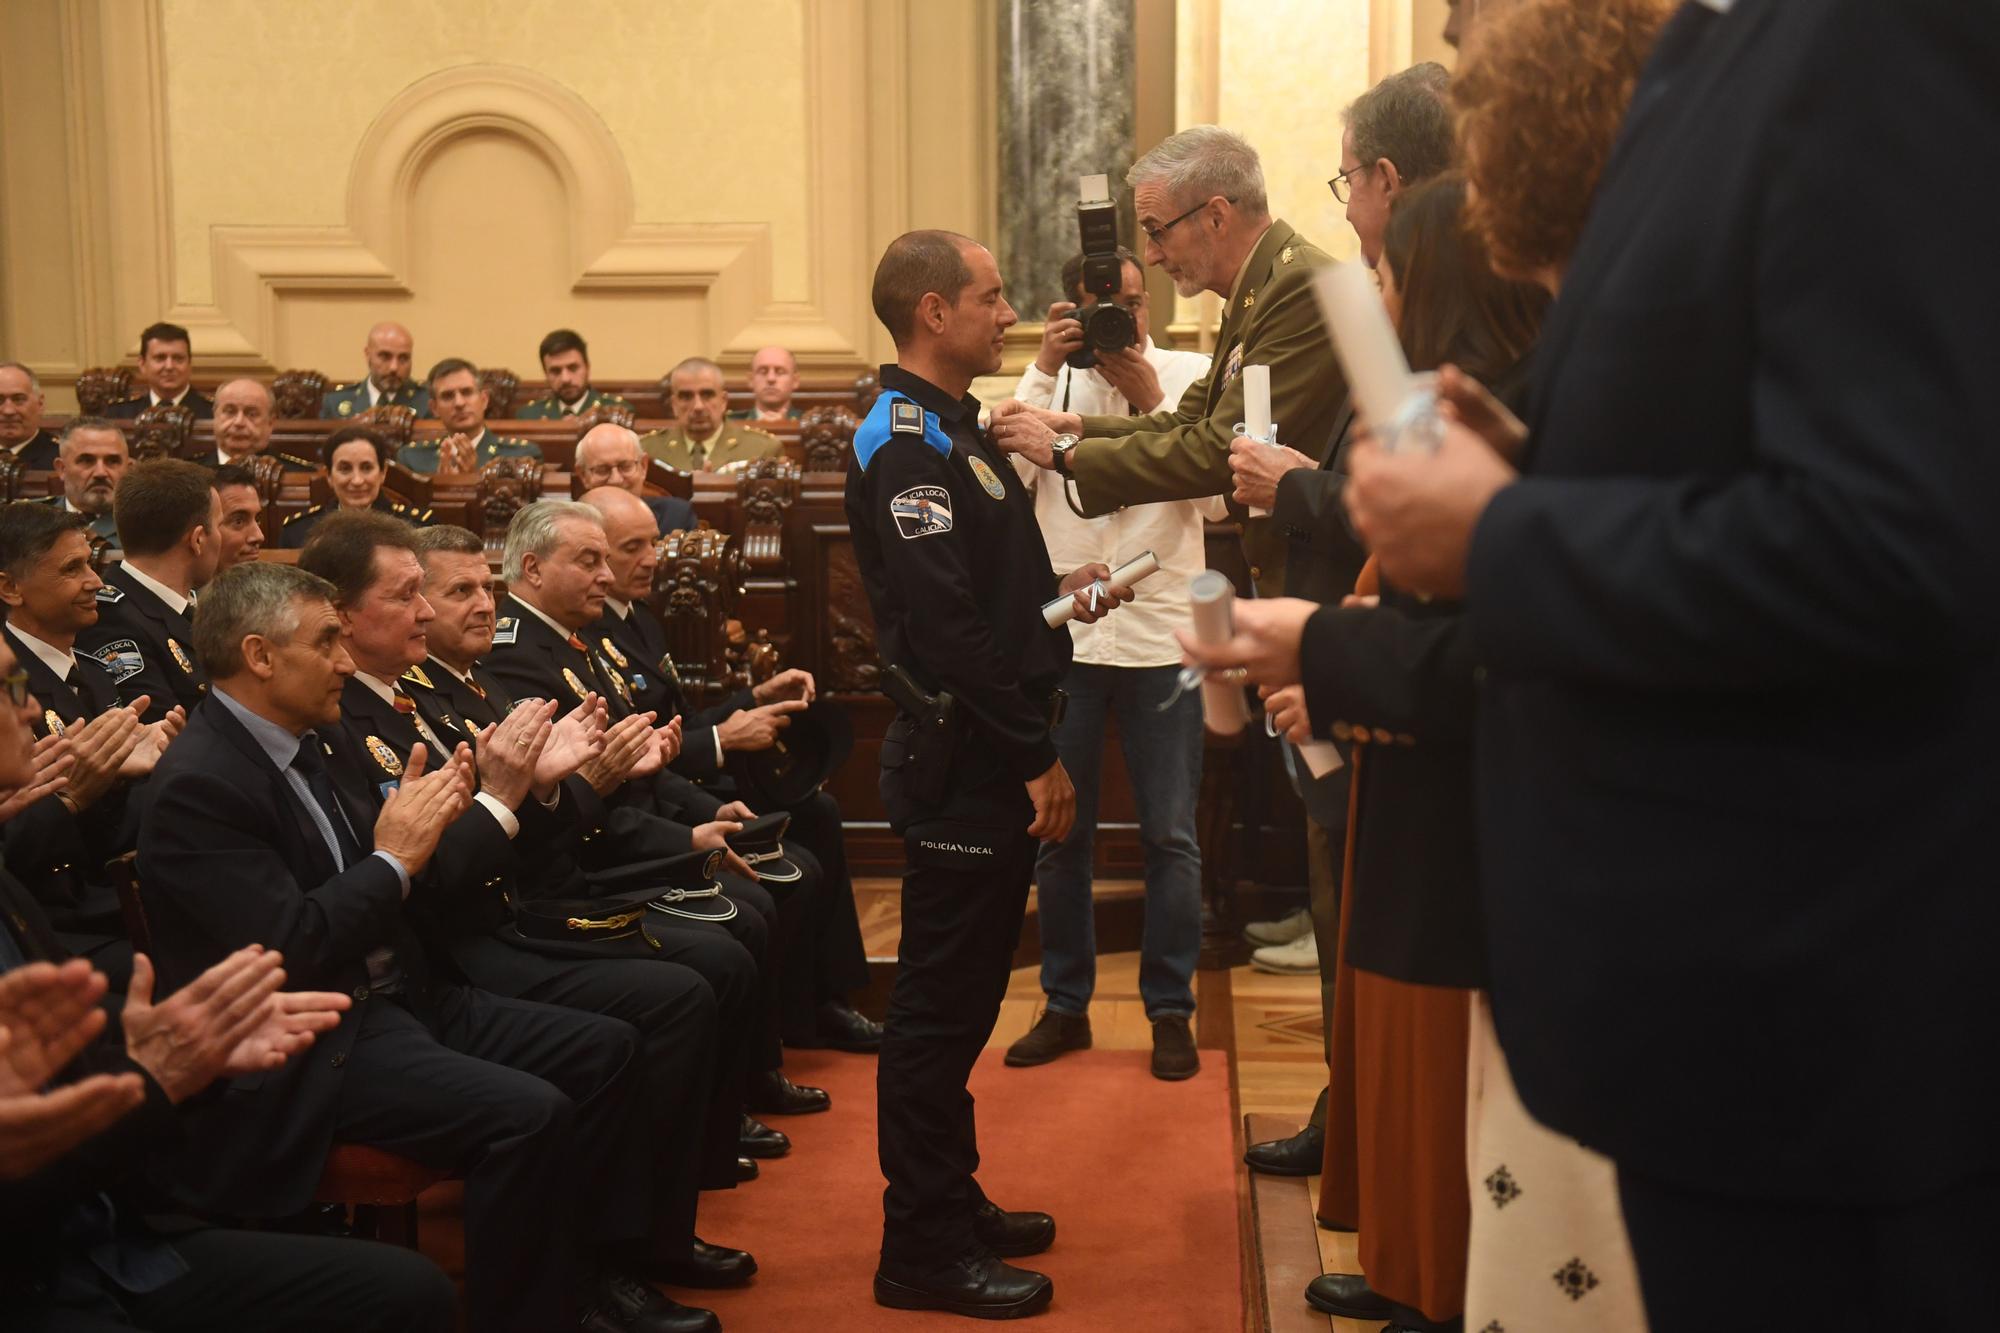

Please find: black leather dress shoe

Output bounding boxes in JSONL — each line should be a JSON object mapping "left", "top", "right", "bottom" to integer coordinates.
{"left": 739, "top": 1112, "right": 790, "bottom": 1158}
{"left": 1244, "top": 1122, "right": 1324, "bottom": 1176}
{"left": 874, "top": 1253, "right": 1053, "bottom": 1320}
{"left": 584, "top": 1271, "right": 719, "bottom": 1333}
{"left": 972, "top": 1199, "right": 1055, "bottom": 1258}
{"left": 813, "top": 999, "right": 884, "bottom": 1052}
{"left": 747, "top": 1068, "right": 831, "bottom": 1115}
{"left": 734, "top": 1156, "right": 759, "bottom": 1182}
{"left": 653, "top": 1238, "right": 758, "bottom": 1290}
{"left": 1303, "top": 1272, "right": 1394, "bottom": 1320}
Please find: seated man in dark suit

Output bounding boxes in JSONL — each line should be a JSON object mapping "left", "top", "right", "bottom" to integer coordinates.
{"left": 396, "top": 360, "right": 542, "bottom": 475}
{"left": 321, "top": 321, "right": 430, "bottom": 419}
{"left": 300, "top": 513, "right": 758, "bottom": 1286}
{"left": 207, "top": 379, "right": 317, "bottom": 473}
{"left": 43, "top": 420, "right": 129, "bottom": 545}
{"left": 576, "top": 423, "right": 695, "bottom": 534}
{"left": 583, "top": 486, "right": 878, "bottom": 1052}
{"left": 138, "top": 561, "right": 716, "bottom": 1333}
{"left": 0, "top": 360, "right": 61, "bottom": 470}
{"left": 78, "top": 460, "right": 218, "bottom": 722}
{"left": 106, "top": 322, "right": 212, "bottom": 421}
{"left": 519, "top": 329, "right": 633, "bottom": 419}
{"left": 0, "top": 502, "right": 181, "bottom": 985}
{"left": 481, "top": 500, "right": 831, "bottom": 1118}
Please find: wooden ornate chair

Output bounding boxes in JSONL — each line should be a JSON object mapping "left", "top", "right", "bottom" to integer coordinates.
{"left": 471, "top": 457, "right": 545, "bottom": 548}
{"left": 733, "top": 457, "right": 799, "bottom": 574}
{"left": 478, "top": 368, "right": 520, "bottom": 418}
{"left": 130, "top": 404, "right": 196, "bottom": 461}
{"left": 572, "top": 403, "right": 638, "bottom": 436}
{"left": 242, "top": 454, "right": 290, "bottom": 503}
{"left": 798, "top": 406, "right": 858, "bottom": 473}
{"left": 271, "top": 370, "right": 330, "bottom": 419}
{"left": 75, "top": 367, "right": 133, "bottom": 416}
{"left": 652, "top": 527, "right": 745, "bottom": 705}
{"left": 852, "top": 370, "right": 880, "bottom": 415}
{"left": 353, "top": 405, "right": 417, "bottom": 448}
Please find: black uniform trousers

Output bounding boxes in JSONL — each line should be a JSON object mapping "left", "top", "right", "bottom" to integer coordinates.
{"left": 773, "top": 789, "right": 873, "bottom": 1035}
{"left": 876, "top": 768, "right": 1038, "bottom": 1271}
{"left": 22, "top": 1228, "right": 456, "bottom": 1333}
{"left": 328, "top": 986, "right": 644, "bottom": 1333}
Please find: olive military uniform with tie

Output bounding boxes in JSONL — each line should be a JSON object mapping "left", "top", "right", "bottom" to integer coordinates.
{"left": 639, "top": 423, "right": 782, "bottom": 473}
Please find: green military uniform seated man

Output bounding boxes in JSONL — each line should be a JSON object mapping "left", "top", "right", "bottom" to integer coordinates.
{"left": 515, "top": 327, "right": 633, "bottom": 420}
{"left": 989, "top": 125, "right": 1348, "bottom": 597}
{"left": 39, "top": 418, "right": 129, "bottom": 544}
{"left": 727, "top": 345, "right": 803, "bottom": 423}
{"left": 641, "top": 356, "right": 782, "bottom": 473}
{"left": 395, "top": 358, "right": 542, "bottom": 475}
{"left": 320, "top": 319, "right": 432, "bottom": 418}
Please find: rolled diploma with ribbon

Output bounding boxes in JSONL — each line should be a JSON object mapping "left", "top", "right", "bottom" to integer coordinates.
{"left": 1188, "top": 571, "right": 1250, "bottom": 735}
{"left": 1239, "top": 363, "right": 1278, "bottom": 516}
{"left": 1313, "top": 262, "right": 1440, "bottom": 454}
{"left": 1041, "top": 550, "right": 1162, "bottom": 628}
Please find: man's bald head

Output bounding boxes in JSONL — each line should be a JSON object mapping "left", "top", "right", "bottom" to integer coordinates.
{"left": 580, "top": 485, "right": 653, "bottom": 529}
{"left": 581, "top": 485, "right": 661, "bottom": 602}
{"left": 213, "top": 378, "right": 275, "bottom": 460}
{"left": 574, "top": 423, "right": 649, "bottom": 493}
{"left": 748, "top": 345, "right": 799, "bottom": 416}
{"left": 363, "top": 321, "right": 415, "bottom": 394}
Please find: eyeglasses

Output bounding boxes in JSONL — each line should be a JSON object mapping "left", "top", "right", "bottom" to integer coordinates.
{"left": 1328, "top": 164, "right": 1372, "bottom": 204}
{"left": 1141, "top": 197, "right": 1230, "bottom": 245}
{"left": 2, "top": 667, "right": 30, "bottom": 708}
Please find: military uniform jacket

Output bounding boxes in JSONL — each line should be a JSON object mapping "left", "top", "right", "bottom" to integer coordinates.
{"left": 846, "top": 365, "right": 1070, "bottom": 785}
{"left": 197, "top": 446, "right": 317, "bottom": 474}
{"left": 396, "top": 426, "right": 543, "bottom": 475}
{"left": 75, "top": 564, "right": 207, "bottom": 723}
{"left": 728, "top": 406, "right": 800, "bottom": 423}
{"left": 278, "top": 495, "right": 432, "bottom": 550}
{"left": 590, "top": 603, "right": 750, "bottom": 784}
{"left": 9, "top": 429, "right": 60, "bottom": 471}
{"left": 514, "top": 386, "right": 631, "bottom": 420}
{"left": 639, "top": 422, "right": 781, "bottom": 473}
{"left": 35, "top": 496, "right": 118, "bottom": 544}
{"left": 319, "top": 380, "right": 430, "bottom": 419}
{"left": 107, "top": 389, "right": 212, "bottom": 421}
{"left": 1069, "top": 219, "right": 1345, "bottom": 595}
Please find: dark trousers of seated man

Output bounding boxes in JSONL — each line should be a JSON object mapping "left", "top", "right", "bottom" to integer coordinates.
{"left": 876, "top": 766, "right": 1038, "bottom": 1272}
{"left": 22, "top": 1227, "right": 456, "bottom": 1333}
{"left": 329, "top": 984, "right": 649, "bottom": 1333}
{"left": 770, "top": 790, "right": 874, "bottom": 1039}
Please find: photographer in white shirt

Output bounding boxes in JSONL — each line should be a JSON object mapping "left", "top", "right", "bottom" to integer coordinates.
{"left": 1002, "top": 248, "right": 1221, "bottom": 1081}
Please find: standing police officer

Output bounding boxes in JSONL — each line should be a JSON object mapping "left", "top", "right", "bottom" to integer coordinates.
{"left": 847, "top": 230, "right": 1131, "bottom": 1319}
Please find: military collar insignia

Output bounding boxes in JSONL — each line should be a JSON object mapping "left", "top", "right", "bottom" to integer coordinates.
{"left": 891, "top": 400, "right": 924, "bottom": 435}
{"left": 561, "top": 666, "right": 590, "bottom": 701}
{"left": 43, "top": 709, "right": 64, "bottom": 737}
{"left": 365, "top": 735, "right": 404, "bottom": 777}
{"left": 166, "top": 638, "right": 193, "bottom": 676}
{"left": 968, "top": 455, "right": 1006, "bottom": 500}
{"left": 491, "top": 616, "right": 520, "bottom": 646}
{"left": 600, "top": 637, "right": 629, "bottom": 669}
{"left": 94, "top": 584, "right": 125, "bottom": 603}
{"left": 1280, "top": 245, "right": 1295, "bottom": 265}
{"left": 1241, "top": 290, "right": 1256, "bottom": 310}
{"left": 336, "top": 401, "right": 354, "bottom": 416}
{"left": 401, "top": 663, "right": 434, "bottom": 690}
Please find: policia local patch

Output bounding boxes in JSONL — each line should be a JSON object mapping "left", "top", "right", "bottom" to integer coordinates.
{"left": 890, "top": 485, "right": 953, "bottom": 539}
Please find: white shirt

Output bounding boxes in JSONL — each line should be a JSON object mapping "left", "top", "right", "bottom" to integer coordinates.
{"left": 1012, "top": 339, "right": 1221, "bottom": 667}
{"left": 10, "top": 623, "right": 79, "bottom": 685}
{"left": 120, "top": 561, "right": 192, "bottom": 617}
{"left": 148, "top": 387, "right": 191, "bottom": 409}
{"left": 351, "top": 668, "right": 520, "bottom": 837}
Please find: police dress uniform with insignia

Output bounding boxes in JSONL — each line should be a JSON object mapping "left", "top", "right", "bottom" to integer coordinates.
{"left": 198, "top": 446, "right": 318, "bottom": 474}
{"left": 514, "top": 386, "right": 632, "bottom": 420}
{"left": 319, "top": 379, "right": 431, "bottom": 419}
{"left": 35, "top": 496, "right": 119, "bottom": 544}
{"left": 278, "top": 495, "right": 433, "bottom": 550}
{"left": 0, "top": 622, "right": 140, "bottom": 985}
{"left": 8, "top": 428, "right": 61, "bottom": 471}
{"left": 75, "top": 563, "right": 207, "bottom": 722}
{"left": 107, "top": 388, "right": 213, "bottom": 421}
{"left": 637, "top": 423, "right": 782, "bottom": 474}
{"left": 844, "top": 365, "right": 1074, "bottom": 1272}
{"left": 395, "top": 427, "right": 543, "bottom": 475}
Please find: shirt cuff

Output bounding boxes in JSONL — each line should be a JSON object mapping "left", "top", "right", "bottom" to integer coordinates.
{"left": 371, "top": 850, "right": 412, "bottom": 899}
{"left": 710, "top": 728, "right": 724, "bottom": 767}
{"left": 473, "top": 791, "right": 521, "bottom": 838}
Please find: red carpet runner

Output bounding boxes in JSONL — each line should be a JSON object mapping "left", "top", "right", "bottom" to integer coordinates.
{"left": 695, "top": 1046, "right": 1242, "bottom": 1330}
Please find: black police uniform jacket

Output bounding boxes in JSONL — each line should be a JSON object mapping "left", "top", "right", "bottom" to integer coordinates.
{"left": 107, "top": 389, "right": 213, "bottom": 421}
{"left": 844, "top": 365, "right": 1070, "bottom": 798}
{"left": 75, "top": 564, "right": 207, "bottom": 723}
{"left": 590, "top": 601, "right": 750, "bottom": 785}
{"left": 278, "top": 496, "right": 432, "bottom": 550}
{"left": 9, "top": 429, "right": 60, "bottom": 471}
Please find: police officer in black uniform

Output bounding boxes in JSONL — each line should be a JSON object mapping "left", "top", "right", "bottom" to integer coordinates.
{"left": 848, "top": 230, "right": 1130, "bottom": 1319}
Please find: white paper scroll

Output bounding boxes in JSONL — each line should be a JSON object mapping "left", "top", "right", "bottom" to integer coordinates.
{"left": 1189, "top": 571, "right": 1250, "bottom": 736}
{"left": 1312, "top": 261, "right": 1442, "bottom": 454}
{"left": 1041, "top": 550, "right": 1162, "bottom": 628}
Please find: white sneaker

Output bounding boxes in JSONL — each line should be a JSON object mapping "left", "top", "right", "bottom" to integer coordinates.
{"left": 1243, "top": 906, "right": 1314, "bottom": 948}
{"left": 1251, "top": 931, "right": 1320, "bottom": 975}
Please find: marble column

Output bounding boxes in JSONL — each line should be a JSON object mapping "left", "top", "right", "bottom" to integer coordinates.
{"left": 996, "top": 0, "right": 1138, "bottom": 317}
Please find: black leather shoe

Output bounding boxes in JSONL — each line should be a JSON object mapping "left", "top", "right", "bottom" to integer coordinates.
{"left": 813, "top": 999, "right": 884, "bottom": 1052}
{"left": 1244, "top": 1122, "right": 1324, "bottom": 1176}
{"left": 972, "top": 1199, "right": 1055, "bottom": 1258}
{"left": 1303, "top": 1272, "right": 1394, "bottom": 1320}
{"left": 747, "top": 1068, "right": 830, "bottom": 1115}
{"left": 1150, "top": 1014, "right": 1200, "bottom": 1081}
{"left": 734, "top": 1156, "right": 759, "bottom": 1182}
{"left": 739, "top": 1112, "right": 790, "bottom": 1158}
{"left": 653, "top": 1238, "right": 757, "bottom": 1290}
{"left": 1003, "top": 1009, "right": 1091, "bottom": 1067}
{"left": 874, "top": 1253, "right": 1053, "bottom": 1320}
{"left": 585, "top": 1271, "right": 719, "bottom": 1333}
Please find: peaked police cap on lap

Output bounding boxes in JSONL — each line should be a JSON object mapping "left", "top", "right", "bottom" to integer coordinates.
{"left": 855, "top": 390, "right": 953, "bottom": 471}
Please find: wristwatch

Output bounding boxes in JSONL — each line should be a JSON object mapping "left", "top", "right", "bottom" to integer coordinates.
{"left": 1049, "top": 433, "right": 1080, "bottom": 476}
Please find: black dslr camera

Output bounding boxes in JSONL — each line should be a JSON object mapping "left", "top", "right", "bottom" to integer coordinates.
{"left": 1066, "top": 174, "right": 1138, "bottom": 370}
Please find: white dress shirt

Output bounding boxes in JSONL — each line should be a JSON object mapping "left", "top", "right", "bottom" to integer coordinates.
{"left": 10, "top": 623, "right": 80, "bottom": 684}
{"left": 1012, "top": 339, "right": 1221, "bottom": 668}
{"left": 120, "top": 561, "right": 193, "bottom": 616}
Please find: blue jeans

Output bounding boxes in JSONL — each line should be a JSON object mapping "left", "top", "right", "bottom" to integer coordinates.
{"left": 1035, "top": 662, "right": 1204, "bottom": 1019}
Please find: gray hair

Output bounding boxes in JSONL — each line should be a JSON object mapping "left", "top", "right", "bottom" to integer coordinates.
{"left": 412, "top": 523, "right": 485, "bottom": 562}
{"left": 502, "top": 498, "right": 602, "bottom": 582}
{"left": 1343, "top": 63, "right": 1455, "bottom": 187}
{"left": 59, "top": 417, "right": 127, "bottom": 456}
{"left": 666, "top": 356, "right": 723, "bottom": 385}
{"left": 575, "top": 423, "right": 642, "bottom": 470}
{"left": 1127, "top": 125, "right": 1268, "bottom": 218}
{"left": 192, "top": 562, "right": 335, "bottom": 680}
{"left": 0, "top": 361, "right": 39, "bottom": 391}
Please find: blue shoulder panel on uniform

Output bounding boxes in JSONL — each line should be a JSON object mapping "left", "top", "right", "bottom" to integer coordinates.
{"left": 854, "top": 390, "right": 954, "bottom": 471}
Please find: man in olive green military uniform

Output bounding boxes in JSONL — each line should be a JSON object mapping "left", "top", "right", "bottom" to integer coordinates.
{"left": 395, "top": 358, "right": 543, "bottom": 474}
{"left": 641, "top": 356, "right": 782, "bottom": 473}
{"left": 990, "top": 126, "right": 1347, "bottom": 596}
{"left": 320, "top": 320, "right": 432, "bottom": 418}
{"left": 515, "top": 327, "right": 633, "bottom": 420}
